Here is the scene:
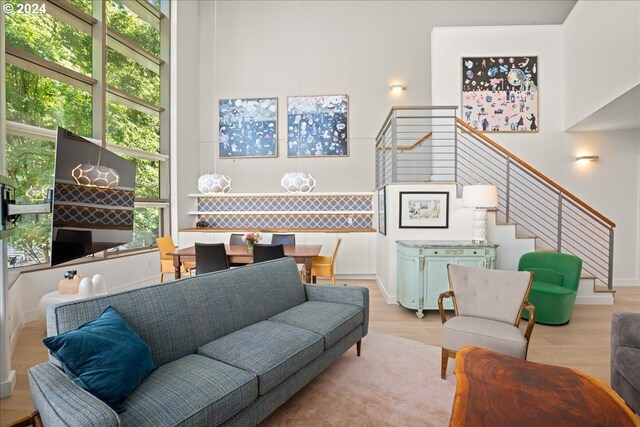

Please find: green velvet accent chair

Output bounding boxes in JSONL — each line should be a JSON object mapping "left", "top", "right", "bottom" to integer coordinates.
{"left": 518, "top": 252, "right": 583, "bottom": 325}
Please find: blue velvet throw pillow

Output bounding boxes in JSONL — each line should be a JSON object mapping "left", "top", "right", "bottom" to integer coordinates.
{"left": 43, "top": 306, "right": 157, "bottom": 413}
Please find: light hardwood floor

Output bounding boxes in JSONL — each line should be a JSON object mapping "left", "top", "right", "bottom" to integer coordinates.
{"left": 1, "top": 280, "right": 638, "bottom": 426}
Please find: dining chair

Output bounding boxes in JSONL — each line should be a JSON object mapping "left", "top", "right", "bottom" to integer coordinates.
{"left": 271, "top": 233, "right": 295, "bottom": 246}
{"left": 156, "top": 236, "right": 195, "bottom": 282}
{"left": 252, "top": 243, "right": 285, "bottom": 263}
{"left": 309, "top": 238, "right": 342, "bottom": 285}
{"left": 195, "top": 243, "right": 230, "bottom": 274}
{"left": 229, "top": 233, "right": 244, "bottom": 245}
{"left": 438, "top": 264, "right": 535, "bottom": 379}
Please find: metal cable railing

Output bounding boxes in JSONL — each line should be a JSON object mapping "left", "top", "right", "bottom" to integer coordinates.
{"left": 375, "top": 106, "right": 616, "bottom": 288}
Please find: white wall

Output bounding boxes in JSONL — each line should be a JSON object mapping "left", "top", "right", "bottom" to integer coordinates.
{"left": 376, "top": 183, "right": 474, "bottom": 301}
{"left": 563, "top": 1, "right": 640, "bottom": 130}
{"left": 175, "top": 1, "right": 577, "bottom": 225}
{"left": 431, "top": 25, "right": 640, "bottom": 284}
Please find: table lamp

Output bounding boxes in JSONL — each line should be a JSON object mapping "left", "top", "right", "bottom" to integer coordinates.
{"left": 462, "top": 184, "right": 498, "bottom": 243}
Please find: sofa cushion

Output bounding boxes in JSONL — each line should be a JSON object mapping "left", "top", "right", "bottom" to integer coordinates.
{"left": 42, "top": 306, "right": 157, "bottom": 413}
{"left": 443, "top": 316, "right": 528, "bottom": 359}
{"left": 269, "top": 301, "right": 363, "bottom": 349}
{"left": 614, "top": 346, "right": 640, "bottom": 392}
{"left": 119, "top": 354, "right": 257, "bottom": 426}
{"left": 198, "top": 321, "right": 323, "bottom": 395}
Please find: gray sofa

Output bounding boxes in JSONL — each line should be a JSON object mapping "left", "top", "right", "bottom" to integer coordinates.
{"left": 29, "top": 257, "right": 369, "bottom": 426}
{"left": 611, "top": 311, "right": 640, "bottom": 414}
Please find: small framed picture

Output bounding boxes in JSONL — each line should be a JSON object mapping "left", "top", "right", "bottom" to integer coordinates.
{"left": 399, "top": 191, "right": 449, "bottom": 229}
{"left": 378, "top": 186, "right": 386, "bottom": 235}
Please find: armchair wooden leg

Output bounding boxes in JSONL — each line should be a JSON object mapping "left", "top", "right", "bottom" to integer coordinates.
{"left": 441, "top": 348, "right": 448, "bottom": 379}
{"left": 356, "top": 339, "right": 362, "bottom": 357}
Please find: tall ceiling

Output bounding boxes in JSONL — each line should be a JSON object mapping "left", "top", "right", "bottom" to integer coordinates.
{"left": 429, "top": 1, "right": 577, "bottom": 26}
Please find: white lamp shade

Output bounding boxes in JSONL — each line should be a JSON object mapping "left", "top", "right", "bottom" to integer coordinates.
{"left": 198, "top": 174, "right": 232, "bottom": 194}
{"left": 462, "top": 184, "right": 498, "bottom": 208}
{"left": 281, "top": 172, "right": 316, "bottom": 193}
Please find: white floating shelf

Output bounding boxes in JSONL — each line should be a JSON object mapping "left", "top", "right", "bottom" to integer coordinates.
{"left": 189, "top": 211, "right": 374, "bottom": 216}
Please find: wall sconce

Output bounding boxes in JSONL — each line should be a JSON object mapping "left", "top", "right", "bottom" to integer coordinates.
{"left": 575, "top": 155, "right": 599, "bottom": 162}
{"left": 390, "top": 84, "right": 406, "bottom": 93}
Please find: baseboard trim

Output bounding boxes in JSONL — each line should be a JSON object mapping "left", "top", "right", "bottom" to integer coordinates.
{"left": 0, "top": 370, "right": 16, "bottom": 399}
{"left": 613, "top": 279, "right": 640, "bottom": 287}
{"left": 575, "top": 294, "right": 614, "bottom": 305}
{"left": 9, "top": 314, "right": 25, "bottom": 356}
{"left": 375, "top": 277, "right": 396, "bottom": 304}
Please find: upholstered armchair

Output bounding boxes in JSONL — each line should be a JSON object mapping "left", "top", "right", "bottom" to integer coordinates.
{"left": 438, "top": 264, "right": 535, "bottom": 379}
{"left": 518, "top": 252, "right": 582, "bottom": 325}
{"left": 611, "top": 312, "right": 640, "bottom": 414}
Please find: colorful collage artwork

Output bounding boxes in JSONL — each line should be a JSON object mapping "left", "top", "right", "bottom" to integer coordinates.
{"left": 287, "top": 95, "right": 348, "bottom": 157}
{"left": 462, "top": 56, "right": 539, "bottom": 133}
{"left": 219, "top": 98, "right": 278, "bottom": 158}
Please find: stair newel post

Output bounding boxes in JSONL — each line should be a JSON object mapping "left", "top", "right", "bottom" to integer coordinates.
{"left": 608, "top": 229, "right": 614, "bottom": 290}
{"left": 391, "top": 111, "right": 398, "bottom": 183}
{"left": 556, "top": 192, "right": 563, "bottom": 252}
{"left": 505, "top": 158, "right": 511, "bottom": 223}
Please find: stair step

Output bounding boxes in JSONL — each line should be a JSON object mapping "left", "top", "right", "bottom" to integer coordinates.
{"left": 515, "top": 233, "right": 536, "bottom": 240}
{"left": 495, "top": 221, "right": 518, "bottom": 226}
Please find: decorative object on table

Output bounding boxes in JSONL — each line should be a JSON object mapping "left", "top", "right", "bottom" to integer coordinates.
{"left": 77, "top": 275, "right": 109, "bottom": 298}
{"left": 195, "top": 219, "right": 208, "bottom": 229}
{"left": 280, "top": 172, "right": 316, "bottom": 193}
{"left": 58, "top": 271, "right": 83, "bottom": 294}
{"left": 377, "top": 186, "right": 386, "bottom": 235}
{"left": 198, "top": 173, "right": 232, "bottom": 194}
{"left": 461, "top": 56, "right": 538, "bottom": 133}
{"left": 287, "top": 95, "right": 348, "bottom": 156}
{"left": 242, "top": 232, "right": 262, "bottom": 253}
{"left": 219, "top": 97, "right": 278, "bottom": 158}
{"left": 399, "top": 191, "right": 449, "bottom": 229}
{"left": 518, "top": 251, "right": 582, "bottom": 325}
{"left": 438, "top": 264, "right": 535, "bottom": 379}
{"left": 462, "top": 184, "right": 498, "bottom": 243}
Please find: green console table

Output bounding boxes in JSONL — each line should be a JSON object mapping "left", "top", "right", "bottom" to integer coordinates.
{"left": 397, "top": 240, "right": 498, "bottom": 318}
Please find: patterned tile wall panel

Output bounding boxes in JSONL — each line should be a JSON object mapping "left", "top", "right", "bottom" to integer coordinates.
{"left": 197, "top": 194, "right": 372, "bottom": 212}
{"left": 55, "top": 183, "right": 134, "bottom": 208}
{"left": 197, "top": 214, "right": 373, "bottom": 230}
{"left": 53, "top": 205, "right": 134, "bottom": 229}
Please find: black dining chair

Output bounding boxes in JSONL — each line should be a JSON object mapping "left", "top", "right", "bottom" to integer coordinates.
{"left": 195, "top": 243, "right": 230, "bottom": 274}
{"left": 229, "top": 234, "right": 247, "bottom": 266}
{"left": 271, "top": 233, "right": 296, "bottom": 246}
{"left": 229, "top": 233, "right": 244, "bottom": 245}
{"left": 252, "top": 243, "right": 285, "bottom": 263}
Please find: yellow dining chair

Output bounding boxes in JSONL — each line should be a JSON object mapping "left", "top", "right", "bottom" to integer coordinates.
{"left": 156, "top": 236, "right": 195, "bottom": 282}
{"left": 309, "top": 238, "right": 342, "bottom": 285}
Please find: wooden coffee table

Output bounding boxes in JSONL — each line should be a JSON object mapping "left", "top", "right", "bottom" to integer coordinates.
{"left": 450, "top": 346, "right": 639, "bottom": 427}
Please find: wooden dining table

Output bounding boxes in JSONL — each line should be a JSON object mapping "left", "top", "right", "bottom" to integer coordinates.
{"left": 169, "top": 244, "right": 322, "bottom": 282}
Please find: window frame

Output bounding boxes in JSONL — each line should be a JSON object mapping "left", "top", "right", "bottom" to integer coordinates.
{"left": 1, "top": 0, "right": 171, "bottom": 267}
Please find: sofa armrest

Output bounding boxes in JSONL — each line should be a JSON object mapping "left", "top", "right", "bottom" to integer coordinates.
{"left": 612, "top": 312, "right": 640, "bottom": 349}
{"left": 304, "top": 284, "right": 369, "bottom": 336}
{"left": 28, "top": 363, "right": 120, "bottom": 427}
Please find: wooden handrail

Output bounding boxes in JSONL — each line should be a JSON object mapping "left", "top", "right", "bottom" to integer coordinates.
{"left": 456, "top": 118, "right": 616, "bottom": 228}
{"left": 378, "top": 132, "right": 433, "bottom": 151}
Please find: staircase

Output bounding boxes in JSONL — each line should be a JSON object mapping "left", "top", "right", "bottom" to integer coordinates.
{"left": 375, "top": 106, "right": 616, "bottom": 295}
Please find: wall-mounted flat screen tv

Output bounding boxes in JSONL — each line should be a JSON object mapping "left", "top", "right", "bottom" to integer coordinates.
{"left": 51, "top": 127, "right": 136, "bottom": 266}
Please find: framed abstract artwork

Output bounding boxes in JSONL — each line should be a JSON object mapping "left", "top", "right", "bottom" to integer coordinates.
{"left": 461, "top": 56, "right": 538, "bottom": 133}
{"left": 378, "top": 186, "right": 386, "bottom": 235}
{"left": 219, "top": 97, "right": 278, "bottom": 158}
{"left": 287, "top": 95, "right": 348, "bottom": 157}
{"left": 399, "top": 191, "right": 449, "bottom": 229}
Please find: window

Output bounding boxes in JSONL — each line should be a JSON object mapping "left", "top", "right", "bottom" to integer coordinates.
{"left": 3, "top": 0, "right": 170, "bottom": 268}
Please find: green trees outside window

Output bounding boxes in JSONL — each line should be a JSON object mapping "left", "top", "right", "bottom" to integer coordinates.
{"left": 3, "top": 0, "right": 169, "bottom": 267}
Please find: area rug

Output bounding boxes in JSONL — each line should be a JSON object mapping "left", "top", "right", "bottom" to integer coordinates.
{"left": 260, "top": 330, "right": 457, "bottom": 426}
